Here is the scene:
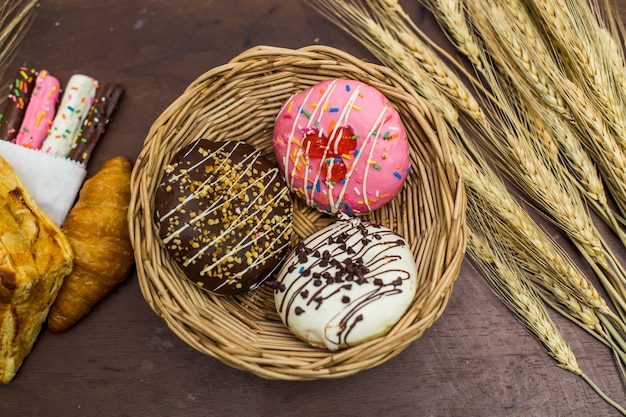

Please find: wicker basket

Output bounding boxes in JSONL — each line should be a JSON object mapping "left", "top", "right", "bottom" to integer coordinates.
{"left": 129, "top": 45, "right": 466, "bottom": 380}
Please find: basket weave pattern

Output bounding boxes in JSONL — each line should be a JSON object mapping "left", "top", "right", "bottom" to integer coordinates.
{"left": 129, "top": 45, "right": 466, "bottom": 380}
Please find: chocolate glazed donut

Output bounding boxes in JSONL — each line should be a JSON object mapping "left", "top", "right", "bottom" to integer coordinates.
{"left": 154, "top": 139, "right": 293, "bottom": 295}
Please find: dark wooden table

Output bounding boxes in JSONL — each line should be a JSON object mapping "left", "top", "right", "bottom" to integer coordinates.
{"left": 2, "top": 1, "right": 626, "bottom": 416}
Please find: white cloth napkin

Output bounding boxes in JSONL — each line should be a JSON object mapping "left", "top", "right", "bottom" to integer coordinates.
{"left": 0, "top": 141, "right": 86, "bottom": 225}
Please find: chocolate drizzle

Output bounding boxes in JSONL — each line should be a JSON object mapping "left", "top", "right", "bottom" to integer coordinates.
{"left": 274, "top": 216, "right": 417, "bottom": 350}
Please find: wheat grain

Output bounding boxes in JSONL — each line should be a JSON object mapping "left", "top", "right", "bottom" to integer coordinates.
{"left": 420, "top": 0, "right": 483, "bottom": 70}
{"left": 462, "top": 0, "right": 626, "bottom": 220}
{"left": 528, "top": 0, "right": 626, "bottom": 148}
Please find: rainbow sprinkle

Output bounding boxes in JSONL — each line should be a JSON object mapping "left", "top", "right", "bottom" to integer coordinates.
{"left": 299, "top": 107, "right": 311, "bottom": 119}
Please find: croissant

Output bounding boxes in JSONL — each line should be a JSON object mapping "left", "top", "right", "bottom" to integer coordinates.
{"left": 0, "top": 156, "right": 73, "bottom": 383}
{"left": 47, "top": 156, "right": 134, "bottom": 333}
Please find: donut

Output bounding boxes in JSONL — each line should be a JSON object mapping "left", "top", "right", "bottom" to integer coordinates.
{"left": 154, "top": 139, "right": 293, "bottom": 295}
{"left": 273, "top": 78, "right": 411, "bottom": 216}
{"left": 273, "top": 215, "right": 418, "bottom": 350}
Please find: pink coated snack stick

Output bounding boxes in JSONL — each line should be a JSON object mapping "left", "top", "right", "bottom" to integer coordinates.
{"left": 41, "top": 74, "right": 98, "bottom": 157}
{"left": 273, "top": 78, "right": 411, "bottom": 216}
{"left": 0, "top": 67, "right": 37, "bottom": 142}
{"left": 14, "top": 70, "right": 61, "bottom": 149}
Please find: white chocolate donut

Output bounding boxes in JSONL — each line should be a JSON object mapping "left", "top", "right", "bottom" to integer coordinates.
{"left": 273, "top": 215, "right": 418, "bottom": 350}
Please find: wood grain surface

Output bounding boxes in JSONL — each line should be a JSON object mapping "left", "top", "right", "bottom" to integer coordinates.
{"left": 2, "top": 1, "right": 626, "bottom": 416}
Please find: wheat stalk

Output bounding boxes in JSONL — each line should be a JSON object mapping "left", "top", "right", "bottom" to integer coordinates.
{"left": 487, "top": 68, "right": 626, "bottom": 317}
{"left": 459, "top": 154, "right": 622, "bottom": 325}
{"left": 467, "top": 224, "right": 580, "bottom": 373}
{"left": 458, "top": 0, "right": 626, "bottom": 315}
{"left": 416, "top": 0, "right": 626, "bottom": 315}
{"left": 460, "top": 0, "right": 626, "bottom": 233}
{"left": 518, "top": 0, "right": 626, "bottom": 219}
{"left": 527, "top": 0, "right": 626, "bottom": 143}
{"left": 419, "top": 0, "right": 483, "bottom": 70}
{"left": 466, "top": 188, "right": 626, "bottom": 356}
{"left": 467, "top": 220, "right": 626, "bottom": 415}
{"left": 421, "top": 0, "right": 626, "bottom": 239}
{"left": 0, "top": 0, "right": 37, "bottom": 83}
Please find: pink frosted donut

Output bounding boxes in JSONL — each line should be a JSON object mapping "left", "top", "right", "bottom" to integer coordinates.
{"left": 272, "top": 78, "right": 410, "bottom": 215}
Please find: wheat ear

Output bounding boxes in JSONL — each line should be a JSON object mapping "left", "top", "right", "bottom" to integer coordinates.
{"left": 0, "top": 0, "right": 37, "bottom": 82}
{"left": 527, "top": 0, "right": 626, "bottom": 144}
{"left": 461, "top": 0, "right": 626, "bottom": 228}
{"left": 372, "top": 0, "right": 626, "bottom": 316}
{"left": 419, "top": 0, "right": 483, "bottom": 70}
{"left": 467, "top": 221, "right": 626, "bottom": 416}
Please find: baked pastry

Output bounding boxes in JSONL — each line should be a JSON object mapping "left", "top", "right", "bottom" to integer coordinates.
{"left": 0, "top": 67, "right": 37, "bottom": 142}
{"left": 273, "top": 78, "right": 411, "bottom": 216}
{"left": 41, "top": 74, "right": 98, "bottom": 157}
{"left": 273, "top": 215, "right": 417, "bottom": 351}
{"left": 48, "top": 156, "right": 134, "bottom": 333}
{"left": 14, "top": 70, "right": 61, "bottom": 150}
{"left": 69, "top": 82, "right": 124, "bottom": 164}
{"left": 154, "top": 139, "right": 293, "bottom": 295}
{"left": 0, "top": 155, "right": 73, "bottom": 383}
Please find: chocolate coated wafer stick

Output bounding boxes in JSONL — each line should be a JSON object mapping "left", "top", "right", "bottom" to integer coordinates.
{"left": 0, "top": 67, "right": 37, "bottom": 141}
{"left": 69, "top": 82, "right": 124, "bottom": 164}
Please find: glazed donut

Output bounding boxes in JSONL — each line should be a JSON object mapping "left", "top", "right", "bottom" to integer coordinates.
{"left": 154, "top": 139, "right": 293, "bottom": 295}
{"left": 273, "top": 215, "right": 417, "bottom": 350}
{"left": 273, "top": 78, "right": 411, "bottom": 216}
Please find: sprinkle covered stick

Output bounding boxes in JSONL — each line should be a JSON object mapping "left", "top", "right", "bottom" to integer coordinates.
{"left": 14, "top": 70, "right": 61, "bottom": 149}
{"left": 68, "top": 82, "right": 124, "bottom": 164}
{"left": 41, "top": 74, "right": 98, "bottom": 157}
{"left": 0, "top": 67, "right": 37, "bottom": 141}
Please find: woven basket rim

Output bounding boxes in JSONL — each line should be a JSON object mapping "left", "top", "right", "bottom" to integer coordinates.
{"left": 129, "top": 44, "right": 467, "bottom": 380}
